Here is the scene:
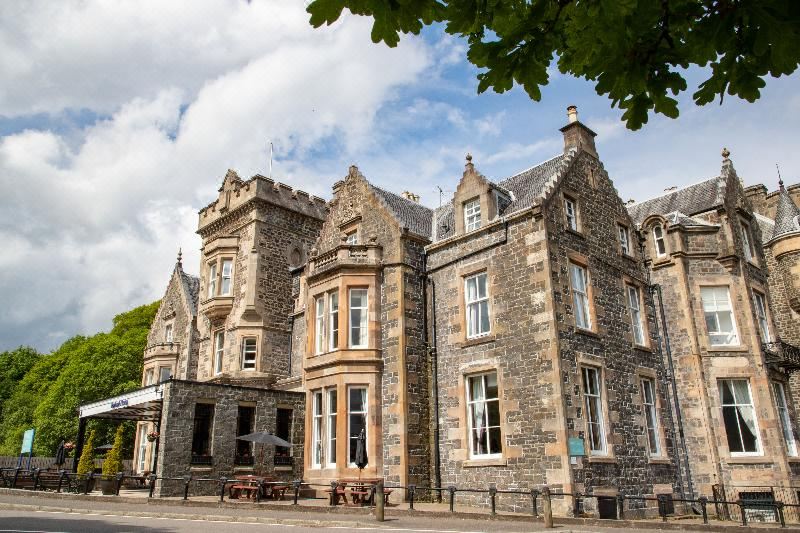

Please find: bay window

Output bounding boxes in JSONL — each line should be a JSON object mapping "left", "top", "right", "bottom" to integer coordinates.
{"left": 208, "top": 263, "right": 217, "bottom": 298}
{"left": 465, "top": 272, "right": 490, "bottom": 339}
{"left": 241, "top": 338, "right": 257, "bottom": 370}
{"left": 582, "top": 366, "right": 607, "bottom": 454}
{"left": 720, "top": 379, "right": 761, "bottom": 455}
{"left": 220, "top": 259, "right": 233, "bottom": 296}
{"left": 327, "top": 389, "right": 337, "bottom": 467}
{"left": 315, "top": 297, "right": 325, "bottom": 354}
{"left": 349, "top": 289, "right": 368, "bottom": 348}
{"left": 348, "top": 387, "right": 368, "bottom": 466}
{"left": 466, "top": 372, "right": 502, "bottom": 457}
{"left": 701, "top": 286, "right": 739, "bottom": 346}
{"left": 312, "top": 391, "right": 323, "bottom": 468}
{"left": 328, "top": 292, "right": 339, "bottom": 351}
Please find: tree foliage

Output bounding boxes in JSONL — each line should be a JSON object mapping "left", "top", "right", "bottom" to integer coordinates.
{"left": 76, "top": 430, "right": 96, "bottom": 476}
{"left": 0, "top": 301, "right": 159, "bottom": 458}
{"left": 307, "top": 0, "right": 800, "bottom": 129}
{"left": 0, "top": 346, "right": 41, "bottom": 418}
{"left": 102, "top": 426, "right": 125, "bottom": 477}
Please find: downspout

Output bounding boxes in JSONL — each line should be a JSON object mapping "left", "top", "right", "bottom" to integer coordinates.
{"left": 422, "top": 250, "right": 442, "bottom": 499}
{"left": 651, "top": 283, "right": 696, "bottom": 501}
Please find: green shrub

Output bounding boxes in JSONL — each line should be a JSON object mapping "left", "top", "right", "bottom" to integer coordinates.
{"left": 76, "top": 430, "right": 96, "bottom": 475}
{"left": 102, "top": 426, "right": 124, "bottom": 477}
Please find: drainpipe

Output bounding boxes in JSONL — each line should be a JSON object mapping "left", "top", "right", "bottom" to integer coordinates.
{"left": 421, "top": 250, "right": 442, "bottom": 499}
{"left": 651, "top": 283, "right": 696, "bottom": 501}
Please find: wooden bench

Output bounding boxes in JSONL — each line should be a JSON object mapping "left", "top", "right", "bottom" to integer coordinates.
{"left": 267, "top": 484, "right": 288, "bottom": 500}
{"left": 230, "top": 483, "right": 260, "bottom": 500}
{"left": 324, "top": 487, "right": 348, "bottom": 505}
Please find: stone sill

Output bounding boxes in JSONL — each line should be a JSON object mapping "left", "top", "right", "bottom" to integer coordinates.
{"left": 705, "top": 346, "right": 750, "bottom": 354}
{"left": 648, "top": 458, "right": 672, "bottom": 465}
{"left": 566, "top": 228, "right": 586, "bottom": 239}
{"left": 787, "top": 457, "right": 800, "bottom": 463}
{"left": 575, "top": 328, "right": 601, "bottom": 340}
{"left": 462, "top": 458, "right": 507, "bottom": 468}
{"left": 633, "top": 344, "right": 654, "bottom": 353}
{"left": 725, "top": 456, "right": 773, "bottom": 465}
{"left": 189, "top": 467, "right": 213, "bottom": 472}
{"left": 275, "top": 466, "right": 294, "bottom": 472}
{"left": 460, "top": 335, "right": 496, "bottom": 349}
{"left": 621, "top": 253, "right": 637, "bottom": 262}
{"left": 586, "top": 456, "right": 617, "bottom": 464}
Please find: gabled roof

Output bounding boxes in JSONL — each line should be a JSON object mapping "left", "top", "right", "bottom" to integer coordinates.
{"left": 772, "top": 186, "right": 800, "bottom": 240}
{"left": 370, "top": 185, "right": 433, "bottom": 239}
{"left": 628, "top": 176, "right": 725, "bottom": 225}
{"left": 179, "top": 270, "right": 200, "bottom": 316}
{"left": 432, "top": 153, "right": 568, "bottom": 241}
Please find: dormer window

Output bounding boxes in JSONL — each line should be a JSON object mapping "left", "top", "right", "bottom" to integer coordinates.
{"left": 741, "top": 220, "right": 756, "bottom": 261}
{"left": 653, "top": 224, "right": 667, "bottom": 257}
{"left": 564, "top": 196, "right": 578, "bottom": 231}
{"left": 464, "top": 198, "right": 481, "bottom": 232}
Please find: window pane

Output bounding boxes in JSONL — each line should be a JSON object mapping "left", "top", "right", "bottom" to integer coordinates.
{"left": 487, "top": 401, "right": 500, "bottom": 426}
{"left": 470, "top": 376, "right": 484, "bottom": 401}
{"left": 485, "top": 373, "right": 498, "bottom": 399}
{"left": 479, "top": 301, "right": 490, "bottom": 334}
{"left": 488, "top": 427, "right": 503, "bottom": 455}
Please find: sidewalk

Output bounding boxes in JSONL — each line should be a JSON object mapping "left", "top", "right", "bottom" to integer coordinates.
{"left": 0, "top": 487, "right": 798, "bottom": 532}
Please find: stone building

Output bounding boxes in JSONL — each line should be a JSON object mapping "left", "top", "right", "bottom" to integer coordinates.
{"left": 628, "top": 153, "right": 800, "bottom": 505}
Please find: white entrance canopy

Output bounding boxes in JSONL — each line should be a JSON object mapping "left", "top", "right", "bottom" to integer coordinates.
{"left": 79, "top": 384, "right": 164, "bottom": 421}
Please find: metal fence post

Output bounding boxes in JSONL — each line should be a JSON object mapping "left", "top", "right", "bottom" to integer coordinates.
{"left": 408, "top": 484, "right": 415, "bottom": 510}
{"left": 148, "top": 474, "right": 156, "bottom": 498}
{"left": 293, "top": 479, "right": 301, "bottom": 505}
{"left": 255, "top": 479, "right": 263, "bottom": 503}
{"left": 573, "top": 491, "right": 581, "bottom": 517}
{"left": 489, "top": 485, "right": 497, "bottom": 516}
{"left": 542, "top": 486, "right": 553, "bottom": 528}
{"left": 738, "top": 500, "right": 747, "bottom": 526}
{"left": 12, "top": 468, "right": 20, "bottom": 489}
{"left": 115, "top": 473, "right": 123, "bottom": 496}
{"left": 57, "top": 470, "right": 65, "bottom": 493}
{"left": 375, "top": 479, "right": 385, "bottom": 522}
{"left": 448, "top": 486, "right": 456, "bottom": 512}
{"left": 183, "top": 476, "right": 191, "bottom": 500}
{"left": 219, "top": 477, "right": 227, "bottom": 503}
{"left": 32, "top": 468, "right": 40, "bottom": 491}
{"left": 330, "top": 480, "right": 338, "bottom": 506}
{"left": 778, "top": 502, "right": 786, "bottom": 528}
{"left": 699, "top": 496, "right": 708, "bottom": 524}
{"left": 531, "top": 489, "right": 539, "bottom": 518}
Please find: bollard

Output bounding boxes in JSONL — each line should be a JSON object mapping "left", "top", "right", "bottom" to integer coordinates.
{"left": 293, "top": 479, "right": 301, "bottom": 505}
{"left": 84, "top": 472, "right": 94, "bottom": 495}
{"left": 738, "top": 500, "right": 747, "bottom": 526}
{"left": 778, "top": 502, "right": 786, "bottom": 528}
{"left": 542, "top": 486, "right": 553, "bottom": 528}
{"left": 448, "top": 486, "right": 456, "bottom": 512}
{"left": 219, "top": 477, "right": 227, "bottom": 503}
{"left": 699, "top": 497, "right": 708, "bottom": 524}
{"left": 32, "top": 468, "right": 40, "bottom": 491}
{"left": 330, "top": 480, "right": 339, "bottom": 506}
{"left": 183, "top": 476, "right": 191, "bottom": 500}
{"left": 57, "top": 470, "right": 65, "bottom": 493}
{"left": 148, "top": 474, "right": 157, "bottom": 498}
{"left": 573, "top": 491, "right": 581, "bottom": 517}
{"left": 115, "top": 473, "right": 124, "bottom": 496}
{"left": 489, "top": 485, "right": 497, "bottom": 516}
{"left": 375, "top": 480, "right": 385, "bottom": 522}
{"left": 617, "top": 494, "right": 624, "bottom": 520}
{"left": 12, "top": 468, "right": 20, "bottom": 489}
{"left": 408, "top": 484, "right": 415, "bottom": 510}
{"left": 658, "top": 495, "right": 667, "bottom": 522}
{"left": 255, "top": 479, "right": 263, "bottom": 503}
{"left": 531, "top": 489, "right": 539, "bottom": 518}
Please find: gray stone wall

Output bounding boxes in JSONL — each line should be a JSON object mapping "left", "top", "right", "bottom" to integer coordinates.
{"left": 156, "top": 380, "right": 305, "bottom": 496}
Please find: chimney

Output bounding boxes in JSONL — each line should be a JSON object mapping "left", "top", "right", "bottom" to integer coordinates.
{"left": 559, "top": 105, "right": 597, "bottom": 157}
{"left": 401, "top": 191, "right": 420, "bottom": 203}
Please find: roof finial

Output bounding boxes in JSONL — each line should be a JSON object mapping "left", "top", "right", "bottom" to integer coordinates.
{"left": 721, "top": 147, "right": 730, "bottom": 161}
{"left": 465, "top": 153, "right": 475, "bottom": 174}
{"left": 777, "top": 163, "right": 785, "bottom": 192}
{"left": 177, "top": 248, "right": 182, "bottom": 268}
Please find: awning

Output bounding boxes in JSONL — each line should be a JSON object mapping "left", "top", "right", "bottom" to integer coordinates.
{"left": 79, "top": 384, "right": 164, "bottom": 421}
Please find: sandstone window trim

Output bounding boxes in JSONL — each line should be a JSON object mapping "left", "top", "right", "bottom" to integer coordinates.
{"left": 311, "top": 390, "right": 323, "bottom": 468}
{"left": 208, "top": 262, "right": 217, "bottom": 298}
{"left": 640, "top": 378, "right": 662, "bottom": 457}
{"left": 464, "top": 272, "right": 491, "bottom": 339}
{"left": 752, "top": 289, "right": 772, "bottom": 343}
{"left": 213, "top": 330, "right": 224, "bottom": 375}
{"left": 207, "top": 257, "right": 235, "bottom": 298}
{"left": 328, "top": 291, "right": 339, "bottom": 351}
{"left": 564, "top": 194, "right": 579, "bottom": 232}
{"left": 626, "top": 283, "right": 647, "bottom": 347}
{"left": 241, "top": 337, "right": 257, "bottom": 371}
{"left": 652, "top": 224, "right": 667, "bottom": 258}
{"left": 143, "top": 368, "right": 155, "bottom": 386}
{"left": 618, "top": 224, "right": 632, "bottom": 256}
{"left": 220, "top": 258, "right": 233, "bottom": 296}
{"left": 349, "top": 288, "right": 369, "bottom": 349}
{"left": 772, "top": 381, "right": 797, "bottom": 457}
{"left": 569, "top": 261, "right": 594, "bottom": 331}
{"left": 580, "top": 365, "right": 608, "bottom": 456}
{"left": 465, "top": 371, "right": 503, "bottom": 459}
{"left": 347, "top": 385, "right": 368, "bottom": 467}
{"left": 700, "top": 286, "right": 740, "bottom": 347}
{"left": 314, "top": 296, "right": 325, "bottom": 355}
{"left": 719, "top": 378, "right": 762, "bottom": 457}
{"left": 464, "top": 197, "right": 482, "bottom": 233}
{"left": 326, "top": 388, "right": 338, "bottom": 468}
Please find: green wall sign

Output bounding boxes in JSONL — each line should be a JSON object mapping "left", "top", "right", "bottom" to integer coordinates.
{"left": 568, "top": 437, "right": 586, "bottom": 457}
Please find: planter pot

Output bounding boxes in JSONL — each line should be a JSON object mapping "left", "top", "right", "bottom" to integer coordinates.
{"left": 80, "top": 477, "right": 96, "bottom": 493}
{"left": 99, "top": 477, "right": 117, "bottom": 495}
{"left": 146, "top": 436, "right": 157, "bottom": 442}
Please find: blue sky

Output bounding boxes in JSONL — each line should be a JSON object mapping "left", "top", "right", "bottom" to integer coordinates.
{"left": 1, "top": 1, "right": 798, "bottom": 352}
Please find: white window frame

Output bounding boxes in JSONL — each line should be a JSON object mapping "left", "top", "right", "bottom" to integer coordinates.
{"left": 208, "top": 263, "right": 217, "bottom": 298}
{"left": 465, "top": 272, "right": 490, "bottom": 339}
{"left": 741, "top": 220, "right": 755, "bottom": 261}
{"left": 165, "top": 323, "right": 173, "bottom": 343}
{"left": 618, "top": 225, "right": 631, "bottom": 256}
{"left": 158, "top": 366, "right": 172, "bottom": 382}
{"left": 349, "top": 288, "right": 368, "bottom": 349}
{"left": 464, "top": 198, "right": 481, "bottom": 232}
{"left": 640, "top": 378, "right": 661, "bottom": 456}
{"left": 241, "top": 337, "right": 257, "bottom": 370}
{"left": 627, "top": 284, "right": 646, "bottom": 346}
{"left": 214, "top": 331, "right": 224, "bottom": 375}
{"left": 315, "top": 296, "right": 325, "bottom": 354}
{"left": 326, "top": 388, "right": 337, "bottom": 468}
{"left": 345, "top": 232, "right": 358, "bottom": 245}
{"left": 701, "top": 286, "right": 740, "bottom": 346}
{"left": 653, "top": 224, "right": 667, "bottom": 257}
{"left": 570, "top": 262, "right": 592, "bottom": 330}
{"left": 753, "top": 290, "right": 772, "bottom": 343}
{"left": 220, "top": 259, "right": 233, "bottom": 296}
{"left": 582, "top": 366, "right": 607, "bottom": 455}
{"left": 719, "top": 379, "right": 762, "bottom": 456}
{"left": 347, "top": 386, "right": 368, "bottom": 466}
{"left": 311, "top": 391, "right": 323, "bottom": 468}
{"left": 773, "top": 381, "right": 798, "bottom": 457}
{"left": 564, "top": 196, "right": 578, "bottom": 231}
{"left": 328, "top": 291, "right": 339, "bottom": 351}
{"left": 137, "top": 424, "right": 148, "bottom": 473}
{"left": 144, "top": 368, "right": 154, "bottom": 386}
{"left": 466, "top": 372, "right": 503, "bottom": 458}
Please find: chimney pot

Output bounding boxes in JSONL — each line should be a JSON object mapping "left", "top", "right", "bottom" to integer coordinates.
{"left": 567, "top": 105, "right": 578, "bottom": 123}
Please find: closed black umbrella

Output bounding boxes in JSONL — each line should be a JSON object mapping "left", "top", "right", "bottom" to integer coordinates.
{"left": 55, "top": 440, "right": 66, "bottom": 467}
{"left": 355, "top": 429, "right": 368, "bottom": 474}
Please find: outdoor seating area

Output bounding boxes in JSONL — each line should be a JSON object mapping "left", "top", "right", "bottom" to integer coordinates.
{"left": 323, "top": 478, "right": 393, "bottom": 507}
{"left": 228, "top": 475, "right": 289, "bottom": 501}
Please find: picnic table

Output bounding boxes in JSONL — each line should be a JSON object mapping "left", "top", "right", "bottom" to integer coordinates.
{"left": 330, "top": 478, "right": 392, "bottom": 506}
{"left": 229, "top": 475, "right": 289, "bottom": 501}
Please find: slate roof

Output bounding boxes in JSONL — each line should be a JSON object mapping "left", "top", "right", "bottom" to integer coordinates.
{"left": 370, "top": 185, "right": 433, "bottom": 238}
{"left": 627, "top": 177, "right": 725, "bottom": 225}
{"left": 180, "top": 271, "right": 200, "bottom": 316}
{"left": 772, "top": 188, "right": 800, "bottom": 240}
{"left": 754, "top": 213, "right": 776, "bottom": 242}
{"left": 432, "top": 154, "right": 567, "bottom": 241}
{"left": 665, "top": 211, "right": 717, "bottom": 227}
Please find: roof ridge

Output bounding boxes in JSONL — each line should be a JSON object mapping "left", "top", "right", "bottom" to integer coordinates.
{"left": 628, "top": 175, "right": 721, "bottom": 207}
{"left": 500, "top": 154, "right": 566, "bottom": 185}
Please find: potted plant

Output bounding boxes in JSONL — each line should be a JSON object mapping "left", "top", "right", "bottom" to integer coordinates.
{"left": 76, "top": 430, "right": 97, "bottom": 492}
{"left": 100, "top": 426, "right": 125, "bottom": 495}
{"left": 146, "top": 430, "right": 159, "bottom": 442}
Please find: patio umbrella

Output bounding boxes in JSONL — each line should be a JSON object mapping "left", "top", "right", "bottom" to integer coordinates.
{"left": 54, "top": 440, "right": 66, "bottom": 467}
{"left": 236, "top": 432, "right": 291, "bottom": 474}
{"left": 354, "top": 429, "right": 368, "bottom": 478}
{"left": 95, "top": 443, "right": 113, "bottom": 453}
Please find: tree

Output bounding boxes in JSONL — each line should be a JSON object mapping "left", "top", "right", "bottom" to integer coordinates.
{"left": 0, "top": 346, "right": 41, "bottom": 418}
{"left": 102, "top": 426, "right": 125, "bottom": 477}
{"left": 307, "top": 0, "right": 800, "bottom": 129}
{"left": 76, "top": 430, "right": 96, "bottom": 476}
